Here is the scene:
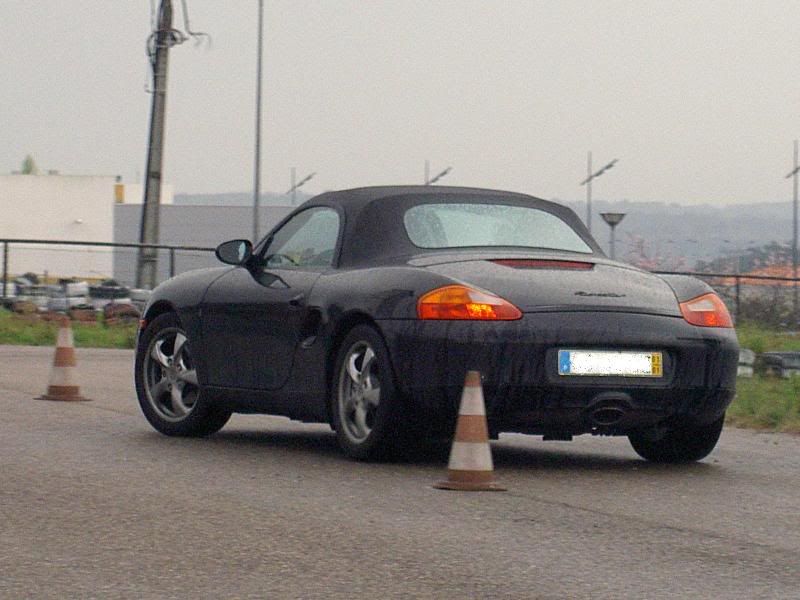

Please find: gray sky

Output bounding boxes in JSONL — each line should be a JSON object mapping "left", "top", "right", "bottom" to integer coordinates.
{"left": 3, "top": 0, "right": 800, "bottom": 204}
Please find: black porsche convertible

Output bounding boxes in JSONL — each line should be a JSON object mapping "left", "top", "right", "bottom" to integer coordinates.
{"left": 134, "top": 185, "right": 739, "bottom": 462}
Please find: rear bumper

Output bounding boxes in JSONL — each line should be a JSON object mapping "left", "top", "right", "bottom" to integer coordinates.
{"left": 378, "top": 312, "right": 738, "bottom": 435}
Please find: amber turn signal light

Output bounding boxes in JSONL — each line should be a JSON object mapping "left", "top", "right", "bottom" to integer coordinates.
{"left": 417, "top": 285, "right": 523, "bottom": 320}
{"left": 679, "top": 293, "right": 733, "bottom": 328}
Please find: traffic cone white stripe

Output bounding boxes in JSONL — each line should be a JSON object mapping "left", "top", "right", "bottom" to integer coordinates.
{"left": 56, "top": 325, "right": 74, "bottom": 347}
{"left": 448, "top": 441, "right": 494, "bottom": 471}
{"left": 48, "top": 366, "right": 78, "bottom": 386}
{"left": 458, "top": 387, "right": 486, "bottom": 416}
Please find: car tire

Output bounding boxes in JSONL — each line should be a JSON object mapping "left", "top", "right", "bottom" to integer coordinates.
{"left": 330, "top": 324, "right": 410, "bottom": 460}
{"left": 135, "top": 312, "right": 231, "bottom": 437}
{"left": 628, "top": 414, "right": 725, "bottom": 463}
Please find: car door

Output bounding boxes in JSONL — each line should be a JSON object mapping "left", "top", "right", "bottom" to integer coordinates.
{"left": 200, "top": 206, "right": 341, "bottom": 390}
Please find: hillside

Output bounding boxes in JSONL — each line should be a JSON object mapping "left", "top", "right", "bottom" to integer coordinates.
{"left": 558, "top": 199, "right": 791, "bottom": 270}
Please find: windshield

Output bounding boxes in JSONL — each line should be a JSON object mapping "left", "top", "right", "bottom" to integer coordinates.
{"left": 403, "top": 203, "right": 592, "bottom": 253}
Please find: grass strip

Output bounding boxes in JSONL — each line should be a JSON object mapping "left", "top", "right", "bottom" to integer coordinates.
{"left": 736, "top": 321, "right": 800, "bottom": 353}
{"left": 729, "top": 376, "right": 800, "bottom": 433}
{"left": 0, "top": 309, "right": 137, "bottom": 349}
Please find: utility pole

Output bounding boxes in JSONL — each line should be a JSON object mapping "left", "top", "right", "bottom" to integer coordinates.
{"left": 135, "top": 1, "right": 207, "bottom": 287}
{"left": 136, "top": 0, "right": 173, "bottom": 289}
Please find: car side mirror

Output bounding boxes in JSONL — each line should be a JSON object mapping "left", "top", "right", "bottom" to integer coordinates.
{"left": 215, "top": 239, "right": 253, "bottom": 265}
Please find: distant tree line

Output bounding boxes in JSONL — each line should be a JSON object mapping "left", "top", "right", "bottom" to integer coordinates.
{"left": 695, "top": 241, "right": 793, "bottom": 274}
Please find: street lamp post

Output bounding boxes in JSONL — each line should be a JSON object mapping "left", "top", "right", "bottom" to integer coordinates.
{"left": 286, "top": 169, "right": 315, "bottom": 204}
{"left": 784, "top": 140, "right": 799, "bottom": 324}
{"left": 424, "top": 160, "right": 452, "bottom": 185}
{"left": 252, "top": 0, "right": 264, "bottom": 242}
{"left": 600, "top": 212, "right": 626, "bottom": 260}
{"left": 580, "top": 153, "right": 618, "bottom": 234}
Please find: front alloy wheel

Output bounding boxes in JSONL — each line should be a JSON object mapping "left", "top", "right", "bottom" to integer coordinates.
{"left": 135, "top": 313, "right": 230, "bottom": 436}
{"left": 144, "top": 327, "right": 198, "bottom": 422}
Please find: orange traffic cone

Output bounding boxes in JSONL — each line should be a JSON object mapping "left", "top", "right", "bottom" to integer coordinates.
{"left": 36, "top": 317, "right": 90, "bottom": 402}
{"left": 434, "top": 371, "right": 505, "bottom": 491}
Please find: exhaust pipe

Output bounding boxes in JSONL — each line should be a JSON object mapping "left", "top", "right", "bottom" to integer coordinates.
{"left": 585, "top": 392, "right": 633, "bottom": 428}
{"left": 589, "top": 406, "right": 626, "bottom": 426}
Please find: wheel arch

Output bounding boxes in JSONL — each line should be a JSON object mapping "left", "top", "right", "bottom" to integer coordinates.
{"left": 143, "top": 300, "right": 179, "bottom": 326}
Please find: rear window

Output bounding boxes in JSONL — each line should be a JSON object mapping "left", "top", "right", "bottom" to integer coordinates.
{"left": 403, "top": 203, "right": 592, "bottom": 253}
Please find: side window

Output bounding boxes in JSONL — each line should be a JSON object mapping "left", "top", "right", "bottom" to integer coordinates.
{"left": 262, "top": 207, "right": 340, "bottom": 269}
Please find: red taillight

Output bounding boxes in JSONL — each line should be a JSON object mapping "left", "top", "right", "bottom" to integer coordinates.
{"left": 417, "top": 285, "right": 522, "bottom": 320}
{"left": 679, "top": 293, "right": 733, "bottom": 328}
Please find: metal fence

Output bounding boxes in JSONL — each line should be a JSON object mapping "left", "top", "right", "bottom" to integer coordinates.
{"left": 1, "top": 238, "right": 215, "bottom": 295}
{"left": 2, "top": 238, "right": 799, "bottom": 328}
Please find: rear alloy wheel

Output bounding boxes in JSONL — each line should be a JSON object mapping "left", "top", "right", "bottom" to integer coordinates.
{"left": 628, "top": 414, "right": 725, "bottom": 463}
{"left": 331, "top": 325, "right": 408, "bottom": 460}
{"left": 135, "top": 312, "right": 231, "bottom": 437}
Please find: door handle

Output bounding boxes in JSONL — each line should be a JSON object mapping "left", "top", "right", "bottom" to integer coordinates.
{"left": 288, "top": 293, "right": 305, "bottom": 309}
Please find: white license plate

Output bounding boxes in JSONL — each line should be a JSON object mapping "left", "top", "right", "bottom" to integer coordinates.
{"left": 558, "top": 350, "right": 663, "bottom": 377}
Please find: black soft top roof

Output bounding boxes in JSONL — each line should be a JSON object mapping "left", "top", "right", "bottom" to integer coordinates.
{"left": 301, "top": 185, "right": 601, "bottom": 267}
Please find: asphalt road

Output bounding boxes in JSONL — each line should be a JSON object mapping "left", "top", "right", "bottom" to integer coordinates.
{"left": 1, "top": 344, "right": 799, "bottom": 599}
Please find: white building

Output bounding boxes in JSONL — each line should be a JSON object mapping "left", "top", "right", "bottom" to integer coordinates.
{"left": 0, "top": 174, "right": 172, "bottom": 281}
{"left": 0, "top": 172, "right": 291, "bottom": 288}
